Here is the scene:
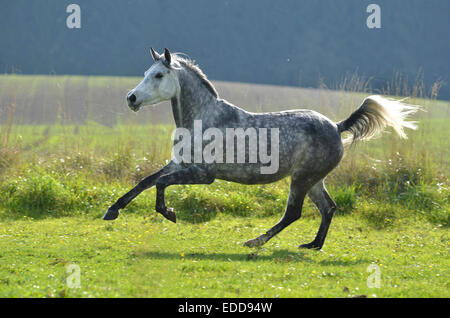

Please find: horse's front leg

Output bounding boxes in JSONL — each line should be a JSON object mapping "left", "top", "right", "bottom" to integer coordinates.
{"left": 103, "top": 160, "right": 181, "bottom": 220}
{"left": 155, "top": 165, "right": 216, "bottom": 223}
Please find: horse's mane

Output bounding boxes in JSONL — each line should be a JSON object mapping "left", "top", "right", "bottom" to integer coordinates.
{"left": 173, "top": 54, "right": 219, "bottom": 98}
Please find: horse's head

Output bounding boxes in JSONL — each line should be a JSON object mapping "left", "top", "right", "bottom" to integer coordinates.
{"left": 126, "top": 48, "right": 180, "bottom": 112}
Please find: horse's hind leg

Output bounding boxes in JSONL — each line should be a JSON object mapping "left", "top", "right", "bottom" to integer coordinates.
{"left": 244, "top": 178, "right": 307, "bottom": 247}
{"left": 300, "top": 179, "right": 336, "bottom": 250}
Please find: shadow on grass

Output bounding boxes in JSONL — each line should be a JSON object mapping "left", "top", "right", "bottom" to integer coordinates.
{"left": 139, "top": 249, "right": 370, "bottom": 266}
{"left": 175, "top": 209, "right": 219, "bottom": 224}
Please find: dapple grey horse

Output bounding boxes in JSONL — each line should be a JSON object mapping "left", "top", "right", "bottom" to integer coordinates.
{"left": 103, "top": 48, "right": 419, "bottom": 250}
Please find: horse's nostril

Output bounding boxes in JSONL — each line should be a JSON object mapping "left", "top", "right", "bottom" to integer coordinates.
{"left": 128, "top": 94, "right": 136, "bottom": 103}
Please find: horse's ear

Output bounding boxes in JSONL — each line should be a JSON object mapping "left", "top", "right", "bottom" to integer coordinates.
{"left": 150, "top": 47, "right": 160, "bottom": 61}
{"left": 164, "top": 48, "right": 171, "bottom": 64}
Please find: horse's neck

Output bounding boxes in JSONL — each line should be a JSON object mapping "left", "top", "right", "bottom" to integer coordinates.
{"left": 171, "top": 75, "right": 218, "bottom": 129}
{"left": 170, "top": 96, "right": 183, "bottom": 127}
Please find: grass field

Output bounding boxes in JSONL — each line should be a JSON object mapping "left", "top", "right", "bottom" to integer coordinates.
{"left": 0, "top": 214, "right": 447, "bottom": 297}
{"left": 0, "top": 74, "right": 448, "bottom": 297}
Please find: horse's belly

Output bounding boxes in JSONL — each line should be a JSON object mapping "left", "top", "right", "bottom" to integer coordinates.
{"left": 215, "top": 163, "right": 290, "bottom": 184}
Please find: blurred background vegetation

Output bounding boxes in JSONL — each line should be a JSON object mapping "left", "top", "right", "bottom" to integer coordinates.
{"left": 0, "top": 1, "right": 448, "bottom": 227}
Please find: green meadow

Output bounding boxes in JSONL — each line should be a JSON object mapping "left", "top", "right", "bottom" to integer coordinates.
{"left": 0, "top": 74, "right": 448, "bottom": 297}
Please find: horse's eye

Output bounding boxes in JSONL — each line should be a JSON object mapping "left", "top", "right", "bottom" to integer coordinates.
{"left": 155, "top": 73, "right": 163, "bottom": 79}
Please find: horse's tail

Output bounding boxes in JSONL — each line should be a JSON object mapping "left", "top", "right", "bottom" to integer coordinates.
{"left": 337, "top": 95, "right": 421, "bottom": 145}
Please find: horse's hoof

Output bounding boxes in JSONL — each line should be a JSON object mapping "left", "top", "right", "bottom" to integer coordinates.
{"left": 159, "top": 207, "right": 176, "bottom": 223}
{"left": 244, "top": 237, "right": 265, "bottom": 248}
{"left": 103, "top": 207, "right": 119, "bottom": 221}
{"left": 299, "top": 242, "right": 322, "bottom": 250}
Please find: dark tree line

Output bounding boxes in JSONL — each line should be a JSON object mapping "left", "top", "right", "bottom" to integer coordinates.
{"left": 1, "top": 0, "right": 449, "bottom": 98}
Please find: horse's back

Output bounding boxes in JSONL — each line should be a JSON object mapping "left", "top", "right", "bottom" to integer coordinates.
{"left": 213, "top": 106, "right": 344, "bottom": 184}
{"left": 256, "top": 109, "right": 344, "bottom": 175}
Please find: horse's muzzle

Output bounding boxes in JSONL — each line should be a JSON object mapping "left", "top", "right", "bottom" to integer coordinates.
{"left": 129, "top": 102, "right": 141, "bottom": 112}
{"left": 127, "top": 93, "right": 141, "bottom": 111}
